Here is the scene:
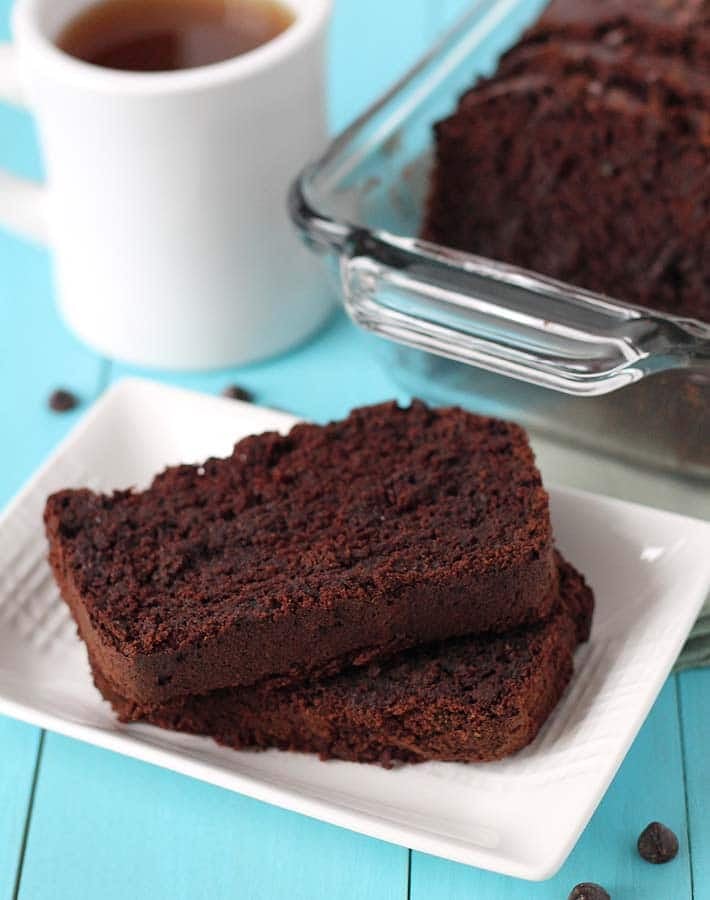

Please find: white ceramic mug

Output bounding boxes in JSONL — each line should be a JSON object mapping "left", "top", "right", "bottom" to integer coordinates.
{"left": 0, "top": 0, "right": 334, "bottom": 369}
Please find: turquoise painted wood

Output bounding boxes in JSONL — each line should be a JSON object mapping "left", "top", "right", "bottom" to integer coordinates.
{"left": 0, "top": 0, "right": 706, "bottom": 897}
{"left": 0, "top": 104, "right": 41, "bottom": 182}
{"left": 0, "top": 722, "right": 41, "bottom": 900}
{"left": 108, "top": 312, "right": 409, "bottom": 423}
{"left": 329, "top": 0, "right": 432, "bottom": 132}
{"left": 679, "top": 670, "right": 710, "bottom": 898}
{"left": 18, "top": 734, "right": 407, "bottom": 900}
{"left": 411, "top": 680, "right": 692, "bottom": 898}
{"left": 0, "top": 237, "right": 108, "bottom": 502}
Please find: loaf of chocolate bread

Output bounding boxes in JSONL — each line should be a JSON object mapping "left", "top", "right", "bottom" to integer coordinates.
{"left": 90, "top": 558, "right": 594, "bottom": 766}
{"left": 518, "top": 0, "right": 709, "bottom": 65}
{"left": 45, "top": 401, "right": 557, "bottom": 706}
{"left": 422, "top": 0, "right": 709, "bottom": 321}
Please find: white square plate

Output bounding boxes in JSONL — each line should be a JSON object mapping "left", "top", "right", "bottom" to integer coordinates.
{"left": 1, "top": 378, "right": 709, "bottom": 881}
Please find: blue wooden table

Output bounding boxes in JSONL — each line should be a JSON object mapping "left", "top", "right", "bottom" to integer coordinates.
{"left": 1, "top": 1, "right": 709, "bottom": 897}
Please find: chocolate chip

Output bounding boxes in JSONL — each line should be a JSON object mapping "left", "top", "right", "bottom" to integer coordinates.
{"left": 568, "top": 884, "right": 610, "bottom": 900}
{"left": 221, "top": 384, "right": 253, "bottom": 403}
{"left": 637, "top": 821, "right": 679, "bottom": 864}
{"left": 48, "top": 389, "right": 79, "bottom": 412}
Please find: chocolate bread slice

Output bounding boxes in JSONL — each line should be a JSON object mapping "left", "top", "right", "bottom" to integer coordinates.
{"left": 423, "top": 69, "right": 709, "bottom": 320}
{"left": 90, "top": 558, "right": 593, "bottom": 766}
{"left": 518, "top": 0, "right": 710, "bottom": 68}
{"left": 422, "top": 0, "right": 710, "bottom": 321}
{"left": 45, "top": 401, "right": 557, "bottom": 706}
{"left": 495, "top": 40, "right": 710, "bottom": 107}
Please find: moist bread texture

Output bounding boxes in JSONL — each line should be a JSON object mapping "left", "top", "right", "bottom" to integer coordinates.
{"left": 91, "top": 558, "right": 594, "bottom": 766}
{"left": 422, "top": 0, "right": 710, "bottom": 321}
{"left": 520, "top": 0, "right": 710, "bottom": 66}
{"left": 45, "top": 401, "right": 557, "bottom": 706}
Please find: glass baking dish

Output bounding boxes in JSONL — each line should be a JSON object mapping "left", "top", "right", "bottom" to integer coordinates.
{"left": 290, "top": 0, "right": 710, "bottom": 478}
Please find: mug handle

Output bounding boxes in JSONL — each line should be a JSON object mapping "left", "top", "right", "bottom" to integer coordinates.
{"left": 0, "top": 42, "right": 47, "bottom": 243}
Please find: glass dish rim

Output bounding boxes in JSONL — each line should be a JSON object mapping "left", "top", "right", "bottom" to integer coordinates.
{"left": 289, "top": 0, "right": 710, "bottom": 398}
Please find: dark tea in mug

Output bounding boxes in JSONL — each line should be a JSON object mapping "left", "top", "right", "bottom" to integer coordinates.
{"left": 56, "top": 0, "right": 295, "bottom": 71}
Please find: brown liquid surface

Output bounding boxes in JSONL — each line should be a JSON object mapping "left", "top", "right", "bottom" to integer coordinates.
{"left": 57, "top": 0, "right": 295, "bottom": 72}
